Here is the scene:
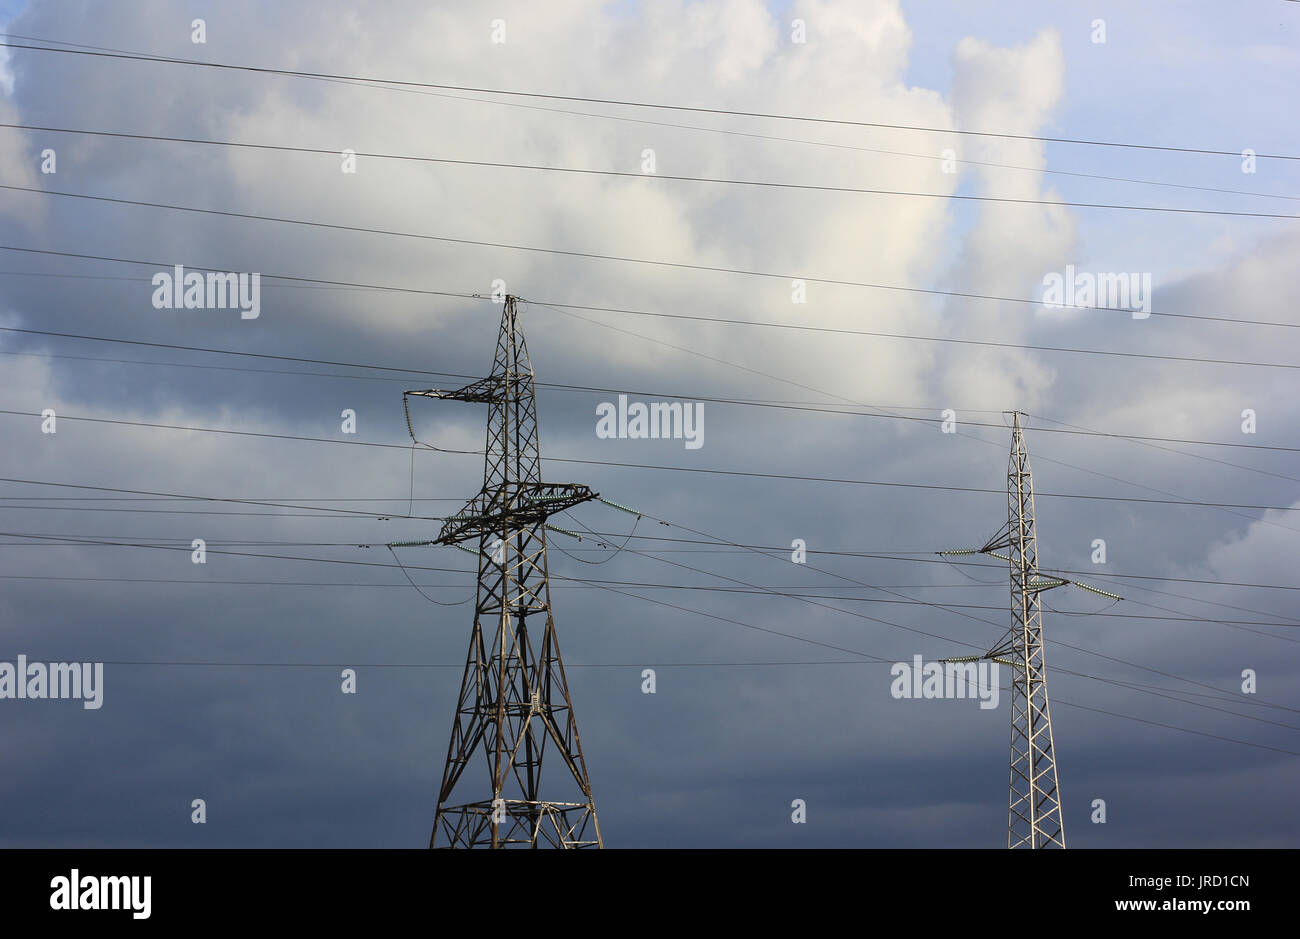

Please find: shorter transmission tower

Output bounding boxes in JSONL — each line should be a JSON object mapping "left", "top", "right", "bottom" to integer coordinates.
{"left": 938, "top": 412, "right": 1119, "bottom": 848}
{"left": 996, "top": 411, "right": 1065, "bottom": 849}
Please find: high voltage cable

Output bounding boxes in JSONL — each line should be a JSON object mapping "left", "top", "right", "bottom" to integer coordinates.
{"left": 9, "top": 328, "right": 1300, "bottom": 518}
{"left": 2, "top": 39, "right": 1296, "bottom": 161}
{"left": 3, "top": 135, "right": 1296, "bottom": 220}
{"left": 7, "top": 29, "right": 1300, "bottom": 210}
{"left": 524, "top": 289, "right": 1299, "bottom": 348}
{"left": 594, "top": 503, "right": 1300, "bottom": 712}
{"left": 546, "top": 455, "right": 1300, "bottom": 513}
{"left": 0, "top": 346, "right": 442, "bottom": 386}
{"left": 0, "top": 269, "right": 379, "bottom": 292}
{"left": 5, "top": 288, "right": 1294, "bottom": 637}
{"left": 579, "top": 555, "right": 1300, "bottom": 739}
{"left": 1050, "top": 568, "right": 1298, "bottom": 627}
{"left": 4, "top": 195, "right": 1299, "bottom": 332}
{"left": 6, "top": 246, "right": 1299, "bottom": 374}
{"left": 5, "top": 519, "right": 1295, "bottom": 718}
{"left": 56, "top": 647, "right": 1295, "bottom": 736}
{"left": 1, "top": 473, "right": 1294, "bottom": 599}
{"left": 6, "top": 326, "right": 1299, "bottom": 556}
{"left": 527, "top": 295, "right": 1300, "bottom": 544}
{"left": 0, "top": 497, "right": 466, "bottom": 502}
{"left": 38, "top": 650, "right": 1300, "bottom": 754}
{"left": 7, "top": 513, "right": 1287, "bottom": 646}
{"left": 1024, "top": 410, "right": 1300, "bottom": 485}
{"left": 0, "top": 570, "right": 1289, "bottom": 628}
{"left": 2, "top": 323, "right": 1296, "bottom": 455}
{"left": 0, "top": 572, "right": 989, "bottom": 593}
{"left": 574, "top": 520, "right": 1252, "bottom": 719}
{"left": 568, "top": 513, "right": 1002, "bottom": 651}
{"left": 2, "top": 528, "right": 1296, "bottom": 603}
{"left": 5, "top": 244, "right": 1297, "bottom": 371}
{"left": 522, "top": 299, "right": 1300, "bottom": 541}
{"left": 0, "top": 408, "right": 482, "bottom": 455}
{"left": 0, "top": 498, "right": 464, "bottom": 504}
{"left": 67, "top": 655, "right": 1300, "bottom": 753}
{"left": 50, "top": 646, "right": 1295, "bottom": 734}
{"left": 0, "top": 505, "right": 427, "bottom": 519}
{"left": 6, "top": 113, "right": 1299, "bottom": 205}
{"left": 574, "top": 513, "right": 1287, "bottom": 717}
{"left": 552, "top": 531, "right": 1300, "bottom": 595}
{"left": 0, "top": 357, "right": 1292, "bottom": 498}
{"left": 5, "top": 32, "right": 1294, "bottom": 759}
{"left": 0, "top": 325, "right": 476, "bottom": 379}
{"left": 1047, "top": 699, "right": 1300, "bottom": 757}
{"left": 3, "top": 412, "right": 1296, "bottom": 514}
{"left": 0, "top": 476, "right": 448, "bottom": 521}
{"left": 6, "top": 531, "right": 1299, "bottom": 593}
{"left": 10, "top": 52, "right": 1300, "bottom": 520}
{"left": 1034, "top": 669, "right": 1300, "bottom": 731}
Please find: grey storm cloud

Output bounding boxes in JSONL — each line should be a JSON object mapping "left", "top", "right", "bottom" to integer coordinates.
{"left": 0, "top": 0, "right": 1295, "bottom": 847}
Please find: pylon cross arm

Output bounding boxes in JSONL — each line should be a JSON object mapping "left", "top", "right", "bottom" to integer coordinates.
{"left": 407, "top": 375, "right": 506, "bottom": 404}
{"left": 437, "top": 483, "right": 599, "bottom": 544}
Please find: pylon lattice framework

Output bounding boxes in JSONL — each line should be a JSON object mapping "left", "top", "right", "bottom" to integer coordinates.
{"left": 986, "top": 412, "right": 1066, "bottom": 848}
{"left": 406, "top": 296, "right": 602, "bottom": 848}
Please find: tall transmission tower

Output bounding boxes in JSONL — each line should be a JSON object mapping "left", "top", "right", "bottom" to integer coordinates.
{"left": 405, "top": 295, "right": 603, "bottom": 849}
{"left": 940, "top": 412, "right": 1068, "bottom": 848}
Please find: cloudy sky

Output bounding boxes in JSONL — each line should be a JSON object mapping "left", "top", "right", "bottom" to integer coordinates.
{"left": 0, "top": 0, "right": 1296, "bottom": 848}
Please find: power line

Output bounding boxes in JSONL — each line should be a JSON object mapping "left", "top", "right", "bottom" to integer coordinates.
{"left": 4, "top": 136, "right": 1297, "bottom": 220}
{"left": 546, "top": 455, "right": 1300, "bottom": 513}
{"left": 1051, "top": 568, "right": 1298, "bottom": 627}
{"left": 3, "top": 525, "right": 1296, "bottom": 603}
{"left": 5, "top": 192, "right": 1299, "bottom": 332}
{"left": 2, "top": 39, "right": 1296, "bottom": 161}
{"left": 524, "top": 299, "right": 1300, "bottom": 544}
{"left": 6, "top": 519, "right": 1297, "bottom": 729}
{"left": 1, "top": 569, "right": 1290, "bottom": 628}
{"left": 570, "top": 531, "right": 1300, "bottom": 594}
{"left": 0, "top": 408, "right": 481, "bottom": 455}
{"left": 2, "top": 488, "right": 1293, "bottom": 610}
{"left": 0, "top": 476, "right": 448, "bottom": 521}
{"left": 3, "top": 323, "right": 1297, "bottom": 455}
{"left": 585, "top": 557, "right": 1300, "bottom": 741}
{"left": 0, "top": 504, "right": 428, "bottom": 519}
{"left": 4, "top": 412, "right": 1297, "bottom": 513}
{"left": 568, "top": 528, "right": 1299, "bottom": 635}
{"left": 6, "top": 31, "right": 1299, "bottom": 207}
{"left": 595, "top": 502, "right": 1300, "bottom": 713}
{"left": 24, "top": 647, "right": 1293, "bottom": 754}
{"left": 0, "top": 346, "right": 439, "bottom": 386}
{"left": 530, "top": 295, "right": 1300, "bottom": 548}
{"left": 7, "top": 54, "right": 1289, "bottom": 512}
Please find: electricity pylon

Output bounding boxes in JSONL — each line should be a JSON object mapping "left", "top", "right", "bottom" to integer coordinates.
{"left": 994, "top": 412, "right": 1065, "bottom": 848}
{"left": 405, "top": 295, "right": 603, "bottom": 848}
{"left": 939, "top": 412, "right": 1071, "bottom": 848}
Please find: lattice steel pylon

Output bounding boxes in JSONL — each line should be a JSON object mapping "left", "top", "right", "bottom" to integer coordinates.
{"left": 990, "top": 412, "right": 1066, "bottom": 848}
{"left": 406, "top": 295, "right": 603, "bottom": 848}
